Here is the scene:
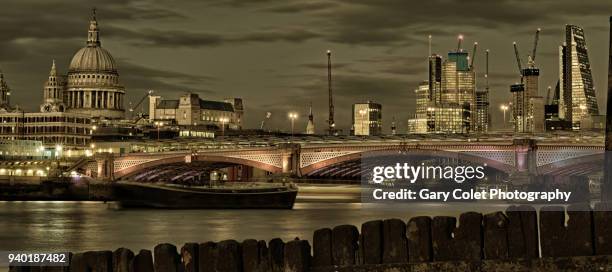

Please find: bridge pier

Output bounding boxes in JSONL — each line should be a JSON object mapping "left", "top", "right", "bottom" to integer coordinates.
{"left": 513, "top": 139, "right": 538, "bottom": 174}
{"left": 279, "top": 143, "right": 301, "bottom": 177}
{"left": 95, "top": 153, "right": 115, "bottom": 181}
{"left": 510, "top": 139, "right": 539, "bottom": 185}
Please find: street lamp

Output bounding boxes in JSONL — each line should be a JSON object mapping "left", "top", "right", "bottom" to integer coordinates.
{"left": 220, "top": 117, "right": 229, "bottom": 136}
{"left": 500, "top": 104, "right": 509, "bottom": 129}
{"left": 358, "top": 109, "right": 367, "bottom": 136}
{"left": 288, "top": 112, "right": 298, "bottom": 139}
{"left": 154, "top": 121, "right": 163, "bottom": 140}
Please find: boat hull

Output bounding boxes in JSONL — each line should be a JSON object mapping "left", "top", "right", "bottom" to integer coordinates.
{"left": 112, "top": 182, "right": 298, "bottom": 209}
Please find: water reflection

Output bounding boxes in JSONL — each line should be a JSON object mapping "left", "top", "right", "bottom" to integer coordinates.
{"left": 0, "top": 201, "right": 503, "bottom": 253}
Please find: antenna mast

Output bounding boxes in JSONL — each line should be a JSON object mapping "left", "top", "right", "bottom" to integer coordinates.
{"left": 327, "top": 50, "right": 335, "bottom": 135}
{"left": 485, "top": 49, "right": 489, "bottom": 92}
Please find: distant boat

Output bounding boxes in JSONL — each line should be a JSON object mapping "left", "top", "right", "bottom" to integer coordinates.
{"left": 112, "top": 181, "right": 298, "bottom": 209}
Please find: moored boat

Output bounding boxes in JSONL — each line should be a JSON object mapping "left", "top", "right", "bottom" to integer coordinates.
{"left": 112, "top": 181, "right": 298, "bottom": 209}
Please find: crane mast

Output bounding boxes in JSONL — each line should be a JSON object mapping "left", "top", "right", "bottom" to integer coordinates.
{"left": 513, "top": 42, "right": 523, "bottom": 77}
{"left": 470, "top": 42, "right": 478, "bottom": 70}
{"left": 130, "top": 90, "right": 153, "bottom": 120}
{"left": 531, "top": 28, "right": 541, "bottom": 65}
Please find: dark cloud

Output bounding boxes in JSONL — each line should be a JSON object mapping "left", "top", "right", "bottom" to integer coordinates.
{"left": 298, "top": 63, "right": 351, "bottom": 70}
{"left": 108, "top": 27, "right": 322, "bottom": 48}
{"left": 118, "top": 61, "right": 215, "bottom": 91}
{"left": 117, "top": 28, "right": 227, "bottom": 47}
{"left": 1, "top": 0, "right": 611, "bottom": 133}
{"left": 261, "top": 2, "right": 340, "bottom": 13}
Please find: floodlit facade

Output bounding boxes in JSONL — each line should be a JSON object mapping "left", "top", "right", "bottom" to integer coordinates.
{"left": 409, "top": 51, "right": 475, "bottom": 134}
{"left": 475, "top": 89, "right": 490, "bottom": 133}
{"left": 352, "top": 101, "right": 382, "bottom": 136}
{"left": 0, "top": 140, "right": 44, "bottom": 159}
{"left": 150, "top": 93, "right": 241, "bottom": 130}
{"left": 0, "top": 112, "right": 92, "bottom": 149}
{"left": 0, "top": 59, "right": 92, "bottom": 149}
{"left": 64, "top": 10, "right": 126, "bottom": 119}
{"left": 559, "top": 25, "right": 599, "bottom": 129}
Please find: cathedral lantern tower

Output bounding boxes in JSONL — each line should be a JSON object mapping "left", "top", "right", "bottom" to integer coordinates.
{"left": 65, "top": 9, "right": 125, "bottom": 119}
{"left": 40, "top": 60, "right": 67, "bottom": 112}
{"left": 0, "top": 71, "right": 10, "bottom": 110}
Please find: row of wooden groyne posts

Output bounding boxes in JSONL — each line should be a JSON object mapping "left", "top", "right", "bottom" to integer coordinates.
{"left": 9, "top": 204, "right": 612, "bottom": 271}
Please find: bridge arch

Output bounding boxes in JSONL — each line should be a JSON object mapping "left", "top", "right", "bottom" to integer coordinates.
{"left": 114, "top": 154, "right": 282, "bottom": 179}
{"left": 300, "top": 148, "right": 515, "bottom": 176}
{"left": 538, "top": 153, "right": 604, "bottom": 176}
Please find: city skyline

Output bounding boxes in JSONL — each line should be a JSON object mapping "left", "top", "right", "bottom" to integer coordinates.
{"left": 0, "top": 0, "right": 611, "bottom": 133}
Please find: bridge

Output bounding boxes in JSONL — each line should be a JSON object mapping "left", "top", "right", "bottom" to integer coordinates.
{"left": 79, "top": 132, "right": 605, "bottom": 182}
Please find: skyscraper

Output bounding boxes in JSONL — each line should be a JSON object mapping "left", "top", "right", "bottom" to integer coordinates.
{"left": 559, "top": 25, "right": 599, "bottom": 129}
{"left": 475, "top": 90, "right": 489, "bottom": 132}
{"left": 441, "top": 51, "right": 475, "bottom": 132}
{"left": 428, "top": 55, "right": 442, "bottom": 103}
{"left": 510, "top": 83, "right": 526, "bottom": 132}
{"left": 408, "top": 39, "right": 477, "bottom": 134}
{"left": 352, "top": 101, "right": 382, "bottom": 136}
{"left": 408, "top": 81, "right": 431, "bottom": 133}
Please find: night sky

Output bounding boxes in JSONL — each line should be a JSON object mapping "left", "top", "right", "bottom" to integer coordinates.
{"left": 1, "top": 0, "right": 611, "bottom": 133}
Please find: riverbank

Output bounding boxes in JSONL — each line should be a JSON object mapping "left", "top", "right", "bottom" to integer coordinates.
{"left": 4, "top": 204, "right": 612, "bottom": 272}
{"left": 0, "top": 180, "right": 113, "bottom": 201}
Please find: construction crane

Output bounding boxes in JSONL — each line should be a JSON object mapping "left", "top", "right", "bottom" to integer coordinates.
{"left": 513, "top": 42, "right": 523, "bottom": 77}
{"left": 260, "top": 112, "right": 272, "bottom": 130}
{"left": 130, "top": 90, "right": 153, "bottom": 121}
{"left": 531, "top": 28, "right": 541, "bottom": 64}
{"left": 469, "top": 42, "right": 478, "bottom": 70}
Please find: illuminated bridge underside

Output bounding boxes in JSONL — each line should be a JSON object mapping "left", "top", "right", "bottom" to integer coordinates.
{"left": 299, "top": 147, "right": 518, "bottom": 175}
{"left": 127, "top": 162, "right": 232, "bottom": 182}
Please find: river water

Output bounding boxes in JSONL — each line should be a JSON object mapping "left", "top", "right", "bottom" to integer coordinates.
{"left": 0, "top": 201, "right": 507, "bottom": 254}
